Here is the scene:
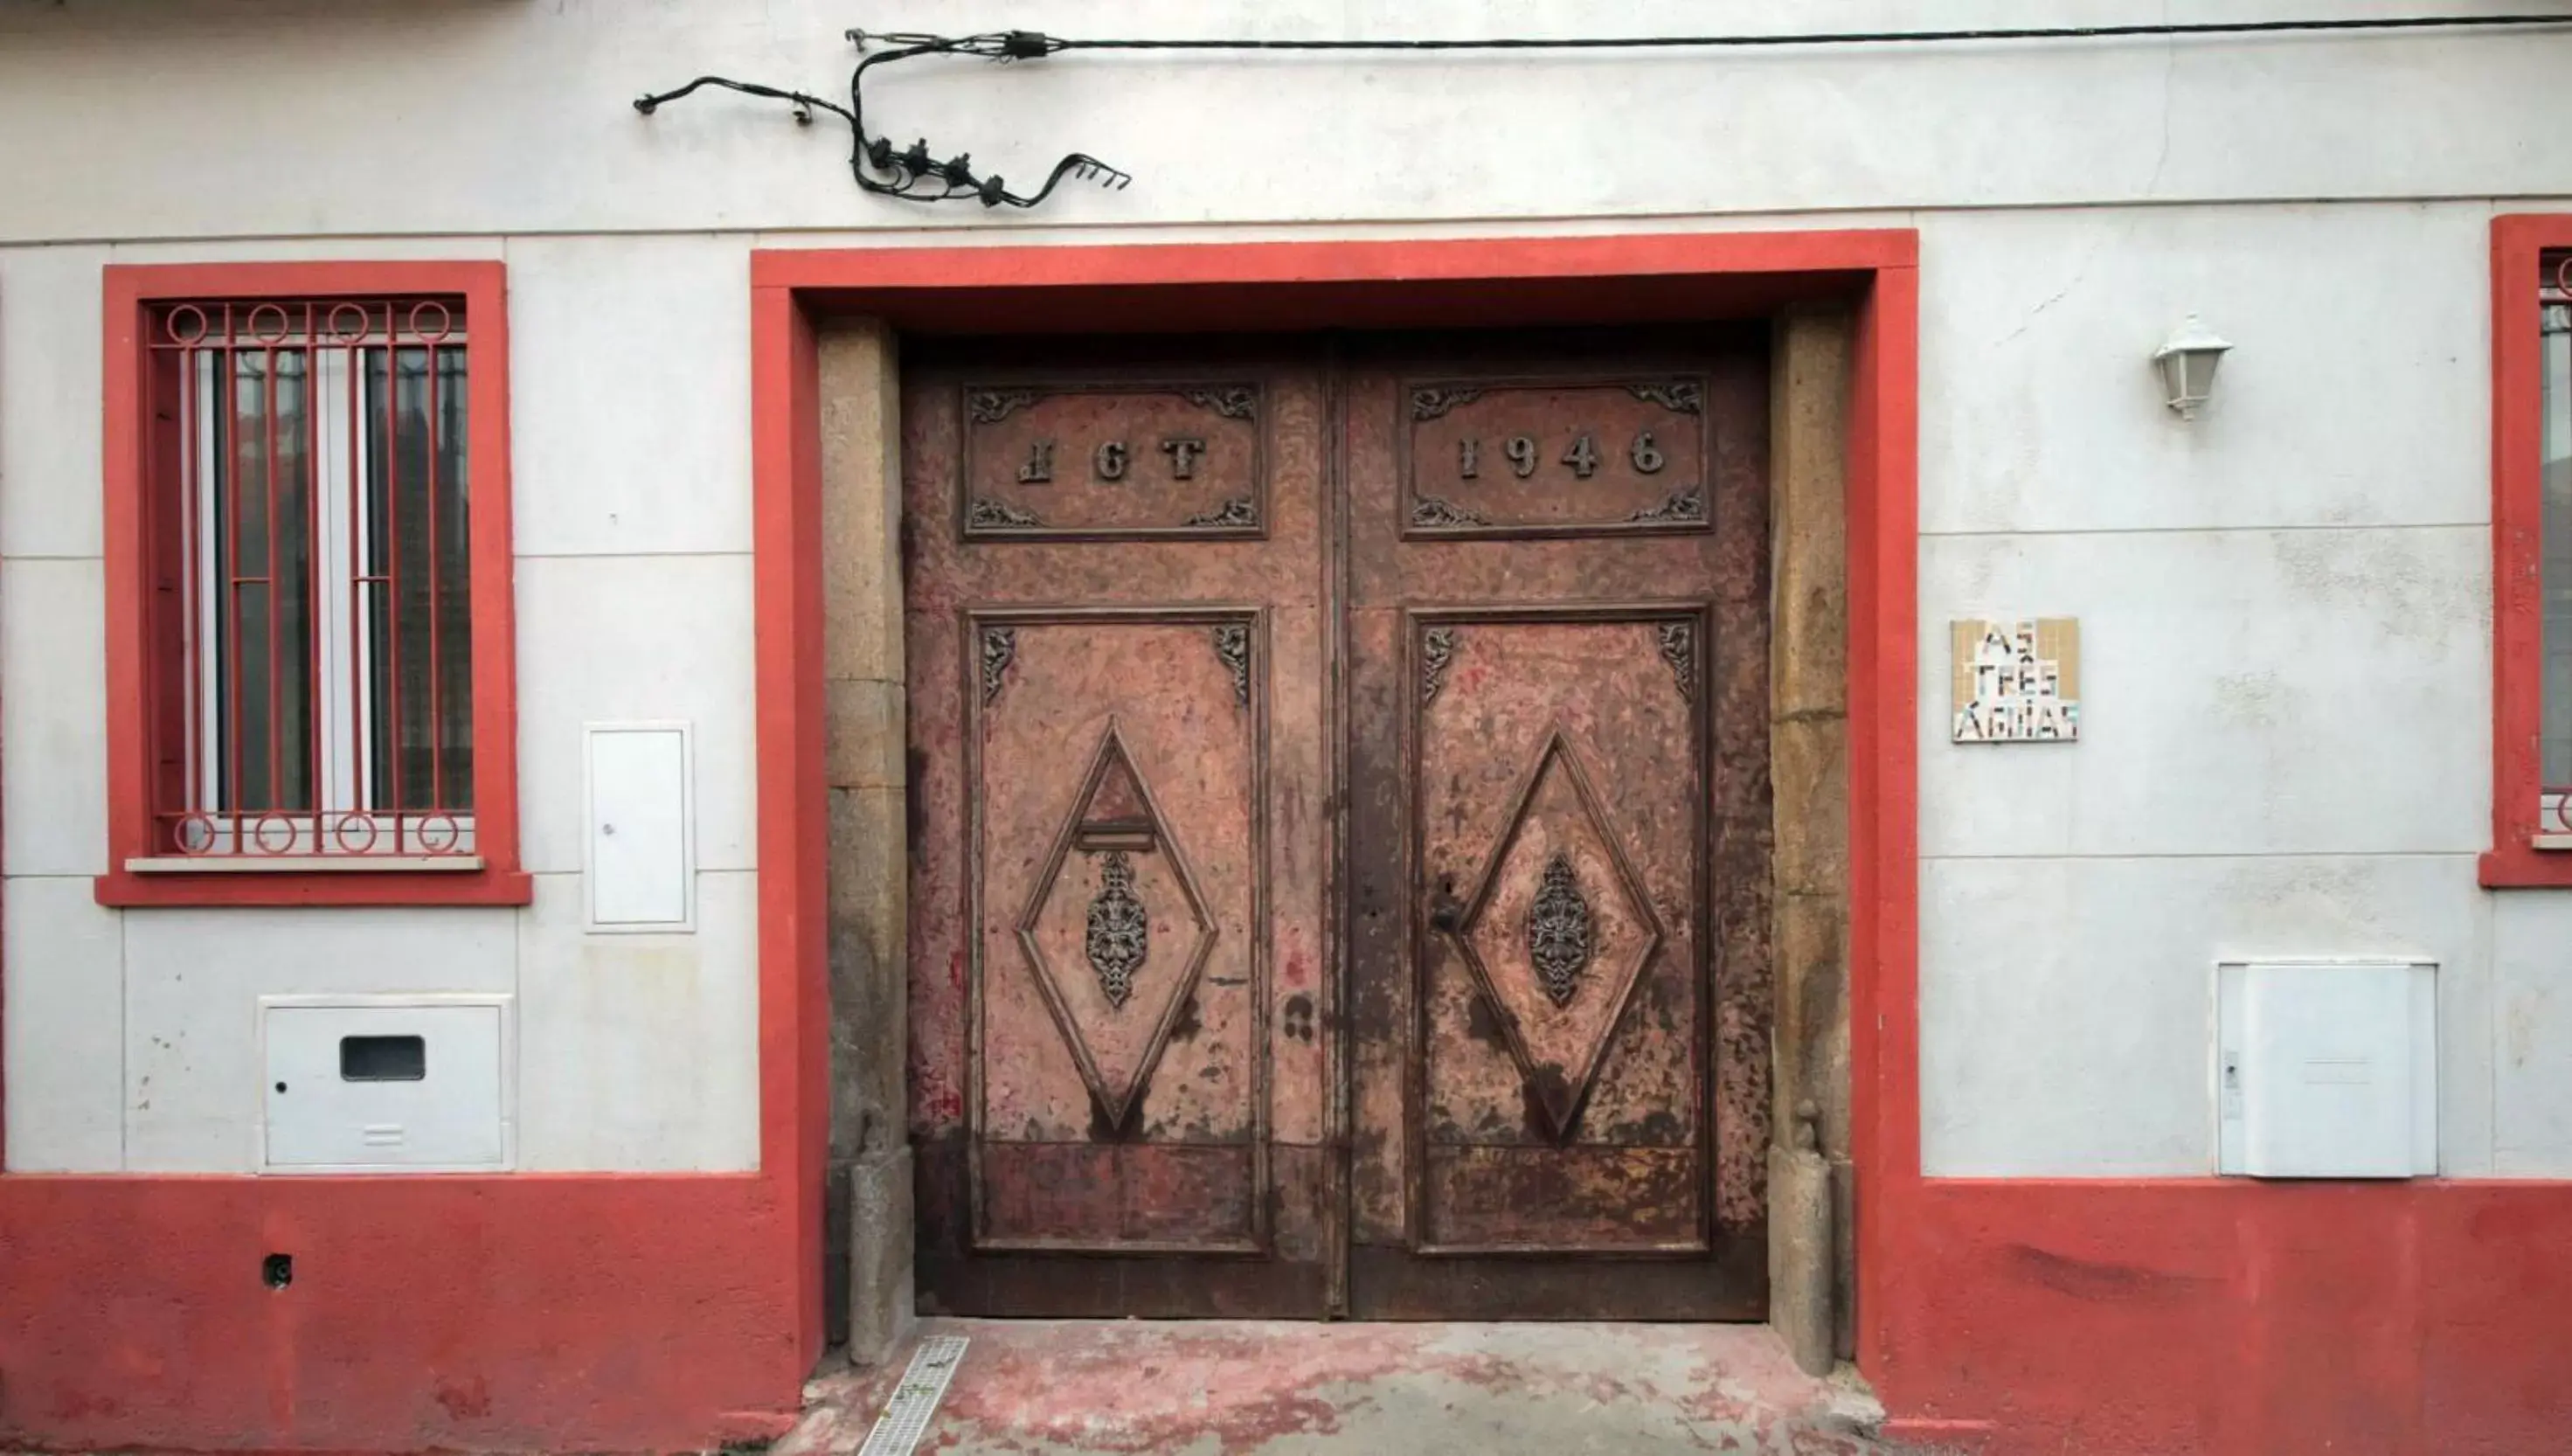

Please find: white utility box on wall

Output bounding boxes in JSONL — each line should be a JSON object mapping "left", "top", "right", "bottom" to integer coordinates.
{"left": 2216, "top": 960, "right": 2436, "bottom": 1178}
{"left": 585, "top": 721, "right": 696, "bottom": 933}
{"left": 259, "top": 995, "right": 513, "bottom": 1172}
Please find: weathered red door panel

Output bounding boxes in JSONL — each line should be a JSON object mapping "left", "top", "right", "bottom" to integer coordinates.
{"left": 1342, "top": 331, "right": 1772, "bottom": 1319}
{"left": 904, "top": 342, "right": 1333, "bottom": 1316}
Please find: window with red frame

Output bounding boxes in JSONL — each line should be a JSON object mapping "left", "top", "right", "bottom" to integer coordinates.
{"left": 143, "top": 297, "right": 475, "bottom": 861}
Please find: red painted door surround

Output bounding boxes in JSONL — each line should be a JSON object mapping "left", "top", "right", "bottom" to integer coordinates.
{"left": 5, "top": 229, "right": 2567, "bottom": 1456}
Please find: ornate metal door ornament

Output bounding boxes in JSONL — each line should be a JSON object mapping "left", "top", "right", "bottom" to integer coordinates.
{"left": 1085, "top": 850, "right": 1149, "bottom": 1008}
{"left": 1526, "top": 851, "right": 1594, "bottom": 1007}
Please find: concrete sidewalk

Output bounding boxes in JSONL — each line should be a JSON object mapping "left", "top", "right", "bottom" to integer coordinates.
{"left": 780, "top": 1319, "right": 1887, "bottom": 1455}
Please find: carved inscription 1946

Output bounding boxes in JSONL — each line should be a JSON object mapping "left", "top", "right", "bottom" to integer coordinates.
{"left": 1403, "top": 377, "right": 1710, "bottom": 536}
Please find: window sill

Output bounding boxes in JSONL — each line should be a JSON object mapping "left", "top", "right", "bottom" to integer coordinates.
{"left": 2479, "top": 842, "right": 2572, "bottom": 889}
{"left": 124, "top": 855, "right": 487, "bottom": 875}
{"left": 94, "top": 863, "right": 533, "bottom": 909}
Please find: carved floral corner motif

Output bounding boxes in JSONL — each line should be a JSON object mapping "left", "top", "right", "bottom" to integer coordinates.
{"left": 1181, "top": 385, "right": 1258, "bottom": 419}
{"left": 1411, "top": 494, "right": 1491, "bottom": 529}
{"left": 1411, "top": 385, "right": 1486, "bottom": 421}
{"left": 968, "top": 388, "right": 1038, "bottom": 424}
{"left": 980, "top": 626, "right": 1017, "bottom": 706}
{"left": 1210, "top": 623, "right": 1252, "bottom": 709}
{"left": 1627, "top": 486, "right": 1706, "bottom": 525}
{"left": 1184, "top": 497, "right": 1259, "bottom": 529}
{"left": 967, "top": 497, "right": 1043, "bottom": 530}
{"left": 1626, "top": 379, "right": 1705, "bottom": 415}
{"left": 1656, "top": 621, "right": 1696, "bottom": 703}
{"left": 1420, "top": 626, "right": 1459, "bottom": 705}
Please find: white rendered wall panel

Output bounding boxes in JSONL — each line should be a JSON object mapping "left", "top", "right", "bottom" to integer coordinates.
{"left": 1923, "top": 854, "right": 2485, "bottom": 1177}
{"left": 515, "top": 870, "right": 758, "bottom": 1172}
{"left": 2, "top": 877, "right": 124, "bottom": 1171}
{"left": 1919, "top": 526, "right": 2487, "bottom": 862}
{"left": 0, "top": 246, "right": 107, "bottom": 560}
{"left": 2492, "top": 891, "right": 2572, "bottom": 1175}
{"left": 506, "top": 235, "right": 755, "bottom": 558}
{"left": 513, "top": 552, "right": 755, "bottom": 877}
{"left": 1917, "top": 205, "right": 2492, "bottom": 537}
{"left": 121, "top": 908, "right": 516, "bottom": 1172}
{"left": 3, "top": 558, "right": 107, "bottom": 877}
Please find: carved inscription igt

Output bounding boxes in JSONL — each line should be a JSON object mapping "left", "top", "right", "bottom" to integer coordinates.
{"left": 961, "top": 381, "right": 1268, "bottom": 539}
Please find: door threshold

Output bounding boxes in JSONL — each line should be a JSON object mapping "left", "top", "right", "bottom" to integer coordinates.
{"left": 798, "top": 1318, "right": 1868, "bottom": 1456}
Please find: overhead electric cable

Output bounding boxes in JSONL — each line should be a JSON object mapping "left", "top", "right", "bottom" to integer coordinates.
{"left": 636, "top": 14, "right": 2572, "bottom": 207}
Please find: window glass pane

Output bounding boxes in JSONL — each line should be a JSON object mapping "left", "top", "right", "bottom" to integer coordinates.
{"left": 203, "top": 344, "right": 316, "bottom": 815}
{"left": 364, "top": 341, "right": 473, "bottom": 815}
{"left": 2543, "top": 279, "right": 2572, "bottom": 792}
{"left": 273, "top": 347, "right": 315, "bottom": 811}
{"left": 435, "top": 344, "right": 474, "bottom": 810}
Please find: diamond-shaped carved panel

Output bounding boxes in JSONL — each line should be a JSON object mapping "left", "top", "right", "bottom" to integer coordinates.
{"left": 1448, "top": 726, "right": 1664, "bottom": 1140}
{"left": 1015, "top": 725, "right": 1218, "bottom": 1131}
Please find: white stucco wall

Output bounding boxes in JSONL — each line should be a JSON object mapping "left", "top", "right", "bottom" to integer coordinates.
{"left": 3, "top": 0, "right": 2571, "bottom": 1177}
{"left": 0, "top": 232, "right": 766, "bottom": 1173}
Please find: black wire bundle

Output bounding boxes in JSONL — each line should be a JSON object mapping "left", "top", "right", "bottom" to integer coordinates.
{"left": 635, "top": 15, "right": 2572, "bottom": 209}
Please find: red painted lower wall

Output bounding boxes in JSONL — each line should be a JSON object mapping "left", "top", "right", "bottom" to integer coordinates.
{"left": 1873, "top": 1180, "right": 2572, "bottom": 1456}
{"left": 0, "top": 1176, "right": 806, "bottom": 1452}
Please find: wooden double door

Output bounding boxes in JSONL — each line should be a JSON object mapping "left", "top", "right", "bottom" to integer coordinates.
{"left": 903, "top": 329, "right": 1772, "bottom": 1320}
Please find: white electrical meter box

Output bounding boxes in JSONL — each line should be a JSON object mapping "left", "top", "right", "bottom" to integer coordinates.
{"left": 260, "top": 995, "right": 512, "bottom": 1172}
{"left": 585, "top": 721, "right": 695, "bottom": 933}
{"left": 2216, "top": 960, "right": 2436, "bottom": 1179}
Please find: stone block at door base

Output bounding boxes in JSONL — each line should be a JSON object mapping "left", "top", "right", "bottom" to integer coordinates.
{"left": 1768, "top": 1141, "right": 1835, "bottom": 1376}
{"left": 847, "top": 1147, "right": 916, "bottom": 1367}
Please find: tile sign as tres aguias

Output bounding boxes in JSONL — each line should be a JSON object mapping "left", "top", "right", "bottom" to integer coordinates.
{"left": 1952, "top": 618, "right": 2080, "bottom": 743}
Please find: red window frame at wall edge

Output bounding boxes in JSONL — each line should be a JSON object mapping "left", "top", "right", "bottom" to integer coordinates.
{"left": 92, "top": 261, "right": 530, "bottom": 909}
{"left": 2485, "top": 217, "right": 2572, "bottom": 888}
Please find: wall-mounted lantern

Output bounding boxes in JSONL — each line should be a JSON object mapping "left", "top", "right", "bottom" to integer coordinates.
{"left": 2153, "top": 315, "right": 2233, "bottom": 420}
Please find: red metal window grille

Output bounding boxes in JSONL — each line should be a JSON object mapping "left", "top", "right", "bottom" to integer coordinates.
{"left": 142, "top": 297, "right": 475, "bottom": 861}
{"left": 2541, "top": 253, "right": 2572, "bottom": 835}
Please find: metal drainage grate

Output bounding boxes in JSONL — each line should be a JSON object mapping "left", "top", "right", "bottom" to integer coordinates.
{"left": 854, "top": 1335, "right": 969, "bottom": 1456}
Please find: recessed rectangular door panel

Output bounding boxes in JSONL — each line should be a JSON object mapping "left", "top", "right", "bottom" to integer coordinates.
{"left": 970, "top": 613, "right": 1263, "bottom": 1250}
{"left": 1411, "top": 614, "right": 1709, "bottom": 1252}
